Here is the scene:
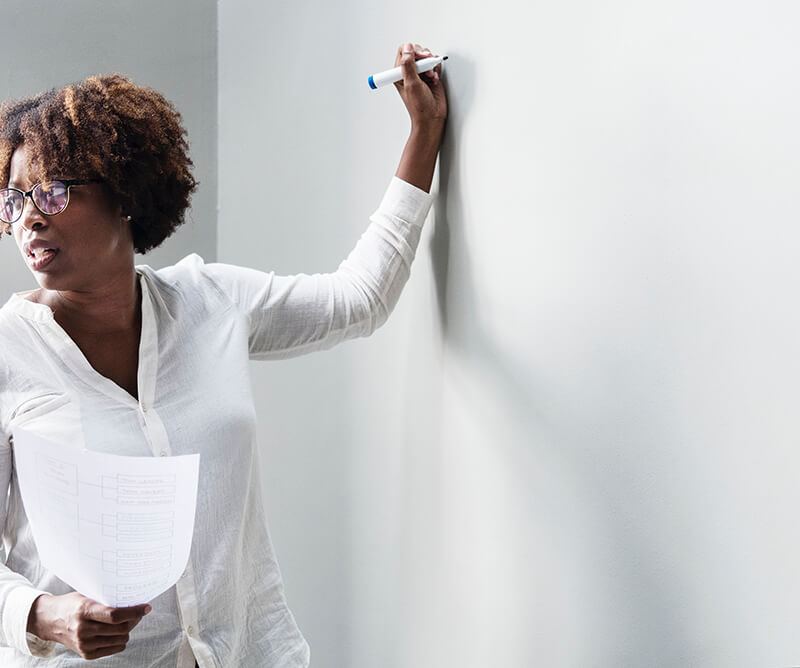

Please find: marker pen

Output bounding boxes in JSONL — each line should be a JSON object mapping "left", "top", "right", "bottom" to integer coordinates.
{"left": 368, "top": 55, "right": 448, "bottom": 90}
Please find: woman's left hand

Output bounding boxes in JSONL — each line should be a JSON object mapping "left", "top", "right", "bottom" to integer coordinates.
{"left": 393, "top": 43, "right": 448, "bottom": 131}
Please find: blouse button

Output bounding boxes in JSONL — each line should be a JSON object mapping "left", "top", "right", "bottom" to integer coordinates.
{"left": 187, "top": 625, "right": 194, "bottom": 635}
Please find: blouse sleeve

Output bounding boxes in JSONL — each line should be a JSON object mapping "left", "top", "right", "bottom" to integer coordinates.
{"left": 0, "top": 378, "right": 56, "bottom": 657}
{"left": 204, "top": 177, "right": 433, "bottom": 359}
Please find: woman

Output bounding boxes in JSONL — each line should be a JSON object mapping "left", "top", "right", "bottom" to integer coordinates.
{"left": 0, "top": 43, "right": 446, "bottom": 666}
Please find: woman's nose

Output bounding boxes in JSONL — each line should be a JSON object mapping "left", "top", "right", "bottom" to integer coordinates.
{"left": 17, "top": 194, "right": 46, "bottom": 231}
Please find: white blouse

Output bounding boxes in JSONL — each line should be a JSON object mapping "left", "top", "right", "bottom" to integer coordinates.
{"left": 0, "top": 177, "right": 432, "bottom": 667}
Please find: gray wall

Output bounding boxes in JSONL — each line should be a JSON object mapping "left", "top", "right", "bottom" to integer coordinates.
{"left": 0, "top": 0, "right": 217, "bottom": 296}
{"left": 220, "top": 1, "right": 800, "bottom": 667}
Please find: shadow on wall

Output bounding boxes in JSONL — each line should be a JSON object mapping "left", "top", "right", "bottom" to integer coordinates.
{"left": 433, "top": 50, "right": 550, "bottom": 456}
{"left": 428, "top": 54, "right": 695, "bottom": 665}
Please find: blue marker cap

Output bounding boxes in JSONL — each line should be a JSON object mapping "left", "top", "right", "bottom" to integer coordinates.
{"left": 368, "top": 75, "right": 377, "bottom": 90}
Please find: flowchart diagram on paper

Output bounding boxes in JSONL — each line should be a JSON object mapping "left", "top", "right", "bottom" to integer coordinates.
{"left": 13, "top": 427, "right": 199, "bottom": 607}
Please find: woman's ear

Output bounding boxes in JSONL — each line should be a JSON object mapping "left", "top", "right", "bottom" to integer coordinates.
{"left": 117, "top": 201, "right": 131, "bottom": 223}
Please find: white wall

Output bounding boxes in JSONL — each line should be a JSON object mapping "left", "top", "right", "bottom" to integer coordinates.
{"left": 4, "top": 0, "right": 800, "bottom": 664}
{"left": 220, "top": 2, "right": 800, "bottom": 667}
{"left": 3, "top": 1, "right": 799, "bottom": 666}
{"left": 0, "top": 0, "right": 217, "bottom": 295}
{"left": 0, "top": 0, "right": 800, "bottom": 668}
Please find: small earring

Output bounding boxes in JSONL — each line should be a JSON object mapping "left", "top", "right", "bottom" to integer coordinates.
{"left": 123, "top": 215, "right": 132, "bottom": 222}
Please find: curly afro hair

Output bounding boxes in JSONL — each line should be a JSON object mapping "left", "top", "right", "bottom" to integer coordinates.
{"left": 0, "top": 74, "right": 197, "bottom": 253}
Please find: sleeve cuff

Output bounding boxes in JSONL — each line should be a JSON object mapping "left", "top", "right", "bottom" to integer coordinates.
{"left": 25, "top": 631, "right": 56, "bottom": 658}
{"left": 4, "top": 587, "right": 55, "bottom": 657}
{"left": 378, "top": 177, "right": 434, "bottom": 228}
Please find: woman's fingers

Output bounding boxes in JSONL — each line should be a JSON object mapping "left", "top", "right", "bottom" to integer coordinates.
{"left": 88, "top": 618, "right": 142, "bottom": 636}
{"left": 70, "top": 595, "right": 149, "bottom": 659}
{"left": 395, "top": 43, "right": 440, "bottom": 95}
{"left": 394, "top": 42, "right": 439, "bottom": 80}
{"left": 392, "top": 41, "right": 448, "bottom": 126}
{"left": 399, "top": 44, "right": 422, "bottom": 86}
{"left": 84, "top": 600, "right": 150, "bottom": 626}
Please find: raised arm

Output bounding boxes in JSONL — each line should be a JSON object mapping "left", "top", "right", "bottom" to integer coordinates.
{"left": 194, "top": 43, "right": 448, "bottom": 359}
{"left": 393, "top": 42, "right": 448, "bottom": 193}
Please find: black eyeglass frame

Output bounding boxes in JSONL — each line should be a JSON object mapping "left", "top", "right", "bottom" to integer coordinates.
{"left": 0, "top": 178, "right": 102, "bottom": 224}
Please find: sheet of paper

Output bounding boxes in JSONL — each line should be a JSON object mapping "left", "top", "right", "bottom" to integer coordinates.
{"left": 12, "top": 427, "right": 199, "bottom": 608}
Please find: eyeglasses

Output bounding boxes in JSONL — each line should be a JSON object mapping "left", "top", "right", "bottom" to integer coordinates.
{"left": 0, "top": 179, "right": 101, "bottom": 224}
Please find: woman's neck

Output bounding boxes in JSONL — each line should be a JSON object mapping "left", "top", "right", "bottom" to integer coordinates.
{"left": 35, "top": 271, "right": 142, "bottom": 334}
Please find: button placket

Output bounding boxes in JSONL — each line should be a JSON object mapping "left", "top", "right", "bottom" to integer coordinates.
{"left": 176, "top": 562, "right": 201, "bottom": 651}
{"left": 137, "top": 402, "right": 171, "bottom": 458}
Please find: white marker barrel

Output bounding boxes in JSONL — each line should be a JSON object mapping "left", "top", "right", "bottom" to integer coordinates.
{"left": 368, "top": 55, "right": 448, "bottom": 90}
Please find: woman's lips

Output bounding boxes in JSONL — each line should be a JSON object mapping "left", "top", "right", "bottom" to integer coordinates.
{"left": 27, "top": 247, "right": 59, "bottom": 271}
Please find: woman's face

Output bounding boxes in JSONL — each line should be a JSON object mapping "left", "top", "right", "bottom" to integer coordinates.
{"left": 9, "top": 144, "right": 134, "bottom": 293}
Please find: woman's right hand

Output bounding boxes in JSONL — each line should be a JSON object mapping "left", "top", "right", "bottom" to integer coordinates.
{"left": 27, "top": 592, "right": 151, "bottom": 660}
{"left": 393, "top": 42, "right": 448, "bottom": 131}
